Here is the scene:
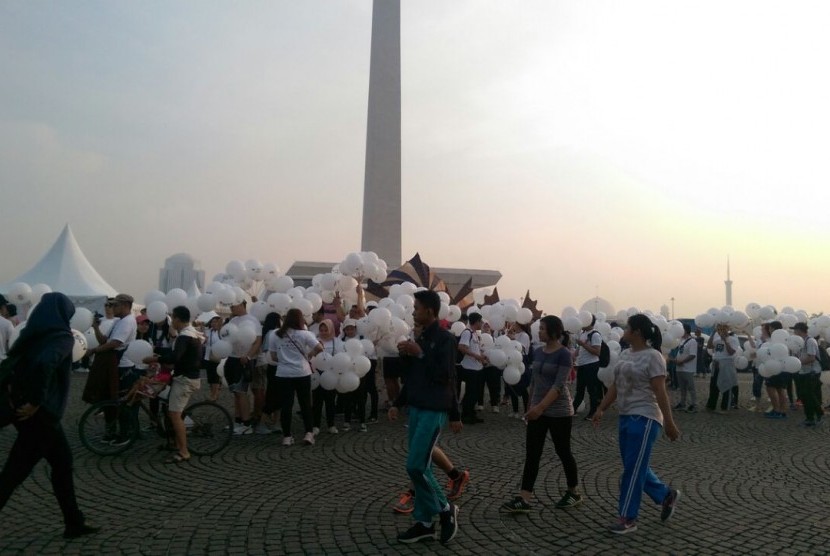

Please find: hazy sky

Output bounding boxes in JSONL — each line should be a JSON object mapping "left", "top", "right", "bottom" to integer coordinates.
{"left": 2, "top": 1, "right": 830, "bottom": 318}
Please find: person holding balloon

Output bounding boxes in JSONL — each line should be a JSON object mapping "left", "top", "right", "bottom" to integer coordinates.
{"left": 313, "top": 319, "right": 344, "bottom": 434}
{"left": 501, "top": 315, "right": 581, "bottom": 514}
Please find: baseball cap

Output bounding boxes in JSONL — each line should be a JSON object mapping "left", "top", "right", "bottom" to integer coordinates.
{"left": 113, "top": 293, "right": 134, "bottom": 305}
{"left": 343, "top": 318, "right": 358, "bottom": 329}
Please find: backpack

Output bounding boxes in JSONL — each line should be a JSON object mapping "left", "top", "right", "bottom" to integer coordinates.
{"left": 589, "top": 330, "right": 611, "bottom": 368}
{"left": 817, "top": 342, "right": 830, "bottom": 371}
{"left": 456, "top": 329, "right": 472, "bottom": 365}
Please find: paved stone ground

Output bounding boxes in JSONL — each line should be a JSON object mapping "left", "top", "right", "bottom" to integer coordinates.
{"left": 1, "top": 373, "right": 829, "bottom": 555}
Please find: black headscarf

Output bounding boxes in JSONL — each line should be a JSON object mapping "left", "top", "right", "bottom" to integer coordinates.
{"left": 8, "top": 292, "right": 75, "bottom": 357}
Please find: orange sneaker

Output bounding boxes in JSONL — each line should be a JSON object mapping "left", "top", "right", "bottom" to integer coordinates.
{"left": 447, "top": 470, "right": 470, "bottom": 501}
{"left": 392, "top": 491, "right": 414, "bottom": 514}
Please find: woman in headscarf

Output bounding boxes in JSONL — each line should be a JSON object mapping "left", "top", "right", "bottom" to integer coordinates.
{"left": 0, "top": 292, "right": 99, "bottom": 538}
{"left": 313, "top": 318, "right": 343, "bottom": 435}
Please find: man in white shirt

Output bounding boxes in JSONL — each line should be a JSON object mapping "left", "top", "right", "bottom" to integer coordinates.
{"left": 84, "top": 293, "right": 137, "bottom": 443}
{"left": 573, "top": 315, "right": 603, "bottom": 419}
{"left": 792, "top": 322, "right": 823, "bottom": 426}
{"left": 458, "top": 313, "right": 487, "bottom": 424}
{"left": 225, "top": 300, "right": 262, "bottom": 435}
{"left": 0, "top": 295, "right": 15, "bottom": 361}
{"left": 705, "top": 324, "right": 740, "bottom": 412}
{"left": 670, "top": 323, "right": 698, "bottom": 412}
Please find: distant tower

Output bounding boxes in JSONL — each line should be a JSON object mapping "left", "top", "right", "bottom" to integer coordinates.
{"left": 724, "top": 256, "right": 733, "bottom": 306}
{"left": 360, "top": 0, "right": 401, "bottom": 267}
{"left": 159, "top": 253, "right": 204, "bottom": 293}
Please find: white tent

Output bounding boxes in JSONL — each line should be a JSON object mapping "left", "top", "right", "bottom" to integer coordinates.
{"left": 1, "top": 224, "right": 118, "bottom": 313}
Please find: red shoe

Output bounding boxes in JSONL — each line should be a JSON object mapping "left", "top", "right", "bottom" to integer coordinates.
{"left": 447, "top": 470, "right": 470, "bottom": 501}
{"left": 392, "top": 491, "right": 414, "bottom": 514}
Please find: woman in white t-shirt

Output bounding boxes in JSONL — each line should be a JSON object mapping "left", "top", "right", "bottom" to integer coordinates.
{"left": 313, "top": 319, "right": 344, "bottom": 435}
{"left": 592, "top": 314, "right": 680, "bottom": 535}
{"left": 270, "top": 308, "right": 323, "bottom": 446}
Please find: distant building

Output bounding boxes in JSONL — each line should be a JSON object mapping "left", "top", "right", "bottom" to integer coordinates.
{"left": 159, "top": 253, "right": 204, "bottom": 293}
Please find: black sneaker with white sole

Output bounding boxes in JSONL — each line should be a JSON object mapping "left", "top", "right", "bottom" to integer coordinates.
{"left": 439, "top": 503, "right": 459, "bottom": 544}
{"left": 500, "top": 496, "right": 531, "bottom": 513}
{"left": 555, "top": 491, "right": 583, "bottom": 509}
{"left": 397, "top": 522, "right": 435, "bottom": 544}
{"left": 661, "top": 488, "right": 681, "bottom": 522}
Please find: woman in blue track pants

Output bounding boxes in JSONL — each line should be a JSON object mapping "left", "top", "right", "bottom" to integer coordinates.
{"left": 592, "top": 314, "right": 681, "bottom": 535}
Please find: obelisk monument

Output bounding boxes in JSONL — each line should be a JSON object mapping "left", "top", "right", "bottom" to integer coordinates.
{"left": 360, "top": 0, "right": 401, "bottom": 267}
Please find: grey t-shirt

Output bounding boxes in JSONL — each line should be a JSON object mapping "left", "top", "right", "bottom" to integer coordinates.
{"left": 612, "top": 348, "right": 667, "bottom": 426}
{"left": 530, "top": 346, "right": 573, "bottom": 418}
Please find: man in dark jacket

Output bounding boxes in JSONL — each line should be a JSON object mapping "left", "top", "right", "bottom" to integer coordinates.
{"left": 389, "top": 290, "right": 461, "bottom": 545}
{"left": 0, "top": 292, "right": 99, "bottom": 539}
{"left": 144, "top": 305, "right": 202, "bottom": 463}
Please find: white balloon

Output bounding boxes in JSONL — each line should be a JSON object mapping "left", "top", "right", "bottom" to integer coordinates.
{"left": 821, "top": 371, "right": 830, "bottom": 386}
{"left": 125, "top": 340, "right": 154, "bottom": 366}
{"left": 450, "top": 322, "right": 466, "bottom": 336}
{"left": 29, "top": 284, "right": 52, "bottom": 305}
{"left": 211, "top": 339, "right": 232, "bottom": 360}
{"left": 165, "top": 288, "right": 188, "bottom": 309}
{"left": 313, "top": 352, "right": 333, "bottom": 372}
{"left": 267, "top": 293, "right": 292, "bottom": 314}
{"left": 447, "top": 305, "right": 462, "bottom": 323}
{"left": 337, "top": 371, "right": 361, "bottom": 393}
{"left": 770, "top": 329, "right": 790, "bottom": 345}
{"left": 783, "top": 356, "right": 801, "bottom": 373}
{"left": 764, "top": 359, "right": 783, "bottom": 375}
{"left": 83, "top": 328, "right": 99, "bottom": 350}
{"left": 271, "top": 275, "right": 294, "bottom": 293}
{"left": 503, "top": 365, "right": 522, "bottom": 385}
{"left": 769, "top": 343, "right": 789, "bottom": 360}
{"left": 72, "top": 329, "right": 88, "bottom": 363}
{"left": 236, "top": 324, "right": 257, "bottom": 348}
{"left": 487, "top": 349, "right": 508, "bottom": 369}
{"left": 360, "top": 338, "right": 376, "bottom": 357}
{"left": 147, "top": 301, "right": 169, "bottom": 323}
{"left": 319, "top": 370, "right": 339, "bottom": 390}
{"left": 578, "top": 310, "right": 593, "bottom": 328}
{"left": 598, "top": 366, "right": 615, "bottom": 388}
{"left": 345, "top": 338, "right": 364, "bottom": 357}
{"left": 734, "top": 355, "right": 749, "bottom": 370}
{"left": 561, "top": 306, "right": 577, "bottom": 319}
{"left": 7, "top": 282, "right": 32, "bottom": 305}
{"left": 225, "top": 260, "right": 246, "bottom": 280}
{"left": 564, "top": 316, "right": 582, "bottom": 335}
{"left": 352, "top": 355, "right": 371, "bottom": 377}
{"left": 517, "top": 308, "right": 533, "bottom": 325}
{"left": 220, "top": 323, "right": 239, "bottom": 342}
{"left": 438, "top": 303, "right": 449, "bottom": 320}
{"left": 480, "top": 333, "right": 494, "bottom": 349}
{"left": 304, "top": 292, "right": 323, "bottom": 313}
{"left": 70, "top": 308, "right": 94, "bottom": 333}
{"left": 369, "top": 307, "right": 392, "bottom": 329}
{"left": 503, "top": 305, "right": 519, "bottom": 322}
{"left": 331, "top": 352, "right": 353, "bottom": 373}
{"left": 310, "top": 372, "right": 320, "bottom": 390}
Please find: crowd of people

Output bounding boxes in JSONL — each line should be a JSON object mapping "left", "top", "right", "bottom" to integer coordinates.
{"left": 1, "top": 288, "right": 828, "bottom": 545}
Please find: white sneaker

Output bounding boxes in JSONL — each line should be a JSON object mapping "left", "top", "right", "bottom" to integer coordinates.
{"left": 303, "top": 432, "right": 315, "bottom": 445}
{"left": 233, "top": 424, "right": 252, "bottom": 435}
{"left": 475, "top": 404, "right": 484, "bottom": 411}
{"left": 342, "top": 423, "right": 351, "bottom": 432}
{"left": 328, "top": 426, "right": 339, "bottom": 434}
{"left": 312, "top": 427, "right": 320, "bottom": 436}
{"left": 254, "top": 423, "right": 271, "bottom": 435}
{"left": 282, "top": 436, "right": 295, "bottom": 446}
{"left": 492, "top": 406, "right": 500, "bottom": 414}
{"left": 183, "top": 416, "right": 195, "bottom": 428}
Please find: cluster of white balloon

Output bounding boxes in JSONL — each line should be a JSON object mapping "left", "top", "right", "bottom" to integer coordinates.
{"left": 558, "top": 307, "right": 625, "bottom": 387}
{"left": 447, "top": 299, "right": 533, "bottom": 386}
{"left": 311, "top": 339, "right": 375, "bottom": 393}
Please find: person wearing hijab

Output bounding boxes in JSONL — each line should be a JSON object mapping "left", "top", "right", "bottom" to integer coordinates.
{"left": 313, "top": 318, "right": 344, "bottom": 434}
{"left": 0, "top": 292, "right": 99, "bottom": 539}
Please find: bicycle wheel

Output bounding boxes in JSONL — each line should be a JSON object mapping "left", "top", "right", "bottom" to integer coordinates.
{"left": 183, "top": 401, "right": 233, "bottom": 456}
{"left": 78, "top": 400, "right": 139, "bottom": 456}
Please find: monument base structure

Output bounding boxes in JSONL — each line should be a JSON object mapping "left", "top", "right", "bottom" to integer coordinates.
{"left": 286, "top": 254, "right": 500, "bottom": 306}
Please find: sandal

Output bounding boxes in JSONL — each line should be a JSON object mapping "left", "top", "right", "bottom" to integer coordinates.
{"left": 164, "top": 453, "right": 191, "bottom": 464}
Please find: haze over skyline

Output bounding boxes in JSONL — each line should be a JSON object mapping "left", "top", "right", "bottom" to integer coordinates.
{"left": 2, "top": 1, "right": 830, "bottom": 317}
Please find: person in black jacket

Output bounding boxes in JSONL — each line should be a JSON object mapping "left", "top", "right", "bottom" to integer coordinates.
{"left": 0, "top": 292, "right": 99, "bottom": 539}
{"left": 143, "top": 305, "right": 202, "bottom": 464}
{"left": 388, "top": 290, "right": 461, "bottom": 545}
